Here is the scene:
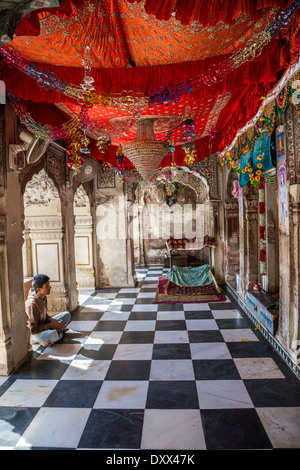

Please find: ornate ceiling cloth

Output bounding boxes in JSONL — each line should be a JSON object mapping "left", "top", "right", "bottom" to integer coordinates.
{"left": 0, "top": 0, "right": 299, "bottom": 172}
{"left": 8, "top": 1, "right": 280, "bottom": 67}
{"left": 126, "top": 0, "right": 296, "bottom": 26}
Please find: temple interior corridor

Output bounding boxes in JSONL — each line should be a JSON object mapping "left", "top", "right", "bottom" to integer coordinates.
{"left": 1, "top": 0, "right": 300, "bottom": 456}
{"left": 0, "top": 266, "right": 299, "bottom": 451}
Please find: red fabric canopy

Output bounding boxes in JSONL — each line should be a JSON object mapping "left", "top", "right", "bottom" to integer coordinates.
{"left": 0, "top": 0, "right": 299, "bottom": 173}
{"left": 1, "top": 39, "right": 289, "bottom": 161}
{"left": 10, "top": 0, "right": 279, "bottom": 68}
{"left": 127, "top": 0, "right": 295, "bottom": 25}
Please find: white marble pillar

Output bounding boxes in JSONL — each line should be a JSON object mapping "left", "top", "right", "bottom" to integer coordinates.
{"left": 74, "top": 215, "right": 95, "bottom": 289}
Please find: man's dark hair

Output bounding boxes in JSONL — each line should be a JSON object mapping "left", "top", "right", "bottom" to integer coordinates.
{"left": 32, "top": 274, "right": 50, "bottom": 293}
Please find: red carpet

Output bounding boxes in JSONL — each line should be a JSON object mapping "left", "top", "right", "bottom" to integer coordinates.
{"left": 153, "top": 276, "right": 227, "bottom": 304}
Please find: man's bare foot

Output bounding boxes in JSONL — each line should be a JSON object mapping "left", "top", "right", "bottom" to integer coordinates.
{"left": 39, "top": 342, "right": 53, "bottom": 347}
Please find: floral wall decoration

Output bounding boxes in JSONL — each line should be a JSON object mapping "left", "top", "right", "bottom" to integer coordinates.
{"left": 217, "top": 69, "right": 300, "bottom": 188}
{"left": 219, "top": 131, "right": 275, "bottom": 188}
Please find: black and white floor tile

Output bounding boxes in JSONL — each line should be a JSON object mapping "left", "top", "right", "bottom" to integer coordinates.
{"left": 0, "top": 266, "right": 300, "bottom": 452}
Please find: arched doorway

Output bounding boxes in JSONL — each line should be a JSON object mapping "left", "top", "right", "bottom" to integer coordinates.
{"left": 22, "top": 169, "right": 69, "bottom": 314}
{"left": 132, "top": 168, "right": 213, "bottom": 268}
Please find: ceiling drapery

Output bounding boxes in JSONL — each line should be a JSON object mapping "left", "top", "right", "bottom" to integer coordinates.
{"left": 126, "top": 0, "right": 296, "bottom": 26}
{"left": 0, "top": 0, "right": 299, "bottom": 175}
{"left": 9, "top": 1, "right": 280, "bottom": 67}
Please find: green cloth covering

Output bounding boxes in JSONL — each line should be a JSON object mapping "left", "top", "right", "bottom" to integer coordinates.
{"left": 239, "top": 132, "right": 274, "bottom": 188}
{"left": 167, "top": 264, "right": 216, "bottom": 287}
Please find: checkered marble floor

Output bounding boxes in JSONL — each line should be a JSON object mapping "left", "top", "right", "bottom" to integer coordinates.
{"left": 0, "top": 266, "right": 300, "bottom": 451}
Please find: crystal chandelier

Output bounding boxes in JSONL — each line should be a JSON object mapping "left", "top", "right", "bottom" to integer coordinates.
{"left": 122, "top": 118, "right": 170, "bottom": 181}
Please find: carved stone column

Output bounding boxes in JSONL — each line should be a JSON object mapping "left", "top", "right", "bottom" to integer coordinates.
{"left": 243, "top": 197, "right": 259, "bottom": 293}
{"left": 0, "top": 102, "right": 30, "bottom": 375}
{"left": 59, "top": 184, "right": 79, "bottom": 312}
{"left": 22, "top": 218, "right": 32, "bottom": 278}
{"left": 224, "top": 201, "right": 239, "bottom": 284}
{"left": 45, "top": 147, "right": 79, "bottom": 312}
{"left": 289, "top": 194, "right": 300, "bottom": 364}
{"left": 132, "top": 186, "right": 146, "bottom": 267}
{"left": 210, "top": 199, "right": 225, "bottom": 285}
{"left": 285, "top": 105, "right": 300, "bottom": 363}
{"left": 275, "top": 123, "right": 291, "bottom": 351}
{"left": 96, "top": 167, "right": 136, "bottom": 287}
{"left": 222, "top": 168, "right": 241, "bottom": 289}
{"left": 0, "top": 111, "right": 13, "bottom": 374}
{"left": 74, "top": 215, "right": 95, "bottom": 289}
{"left": 4, "top": 176, "right": 30, "bottom": 366}
{"left": 264, "top": 173, "right": 279, "bottom": 293}
{"left": 96, "top": 193, "right": 136, "bottom": 287}
{"left": 0, "top": 216, "right": 14, "bottom": 375}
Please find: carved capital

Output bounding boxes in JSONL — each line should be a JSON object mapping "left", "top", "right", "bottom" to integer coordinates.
{"left": 49, "top": 284, "right": 66, "bottom": 294}
{"left": 75, "top": 216, "right": 93, "bottom": 227}
{"left": 26, "top": 216, "right": 63, "bottom": 232}
{"left": 30, "top": 232, "right": 64, "bottom": 240}
{"left": 27, "top": 216, "right": 64, "bottom": 240}
{"left": 224, "top": 201, "right": 239, "bottom": 211}
{"left": 244, "top": 198, "right": 258, "bottom": 211}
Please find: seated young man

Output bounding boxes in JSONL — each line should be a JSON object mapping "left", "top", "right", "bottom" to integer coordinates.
{"left": 25, "top": 274, "right": 71, "bottom": 347}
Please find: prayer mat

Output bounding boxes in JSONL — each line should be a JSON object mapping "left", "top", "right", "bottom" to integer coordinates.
{"left": 153, "top": 276, "right": 227, "bottom": 303}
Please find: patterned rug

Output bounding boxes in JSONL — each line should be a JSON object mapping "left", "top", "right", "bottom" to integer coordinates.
{"left": 153, "top": 276, "right": 227, "bottom": 304}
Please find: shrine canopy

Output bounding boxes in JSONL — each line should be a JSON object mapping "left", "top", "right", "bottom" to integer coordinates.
{"left": 0, "top": 0, "right": 299, "bottom": 172}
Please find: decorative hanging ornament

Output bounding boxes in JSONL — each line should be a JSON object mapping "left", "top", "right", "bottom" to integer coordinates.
{"left": 80, "top": 129, "right": 91, "bottom": 154}
{"left": 96, "top": 134, "right": 111, "bottom": 153}
{"left": 181, "top": 107, "right": 197, "bottom": 166}
{"left": 182, "top": 146, "right": 196, "bottom": 166}
{"left": 275, "top": 84, "right": 292, "bottom": 114}
{"left": 66, "top": 45, "right": 96, "bottom": 171}
{"left": 122, "top": 118, "right": 169, "bottom": 181}
{"left": 116, "top": 145, "right": 126, "bottom": 175}
{"left": 164, "top": 131, "right": 176, "bottom": 166}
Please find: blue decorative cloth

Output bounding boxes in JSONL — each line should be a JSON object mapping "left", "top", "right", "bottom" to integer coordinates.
{"left": 167, "top": 264, "right": 215, "bottom": 287}
{"left": 239, "top": 132, "right": 274, "bottom": 187}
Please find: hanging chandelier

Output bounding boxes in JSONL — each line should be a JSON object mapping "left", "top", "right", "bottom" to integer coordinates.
{"left": 121, "top": 117, "right": 174, "bottom": 181}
